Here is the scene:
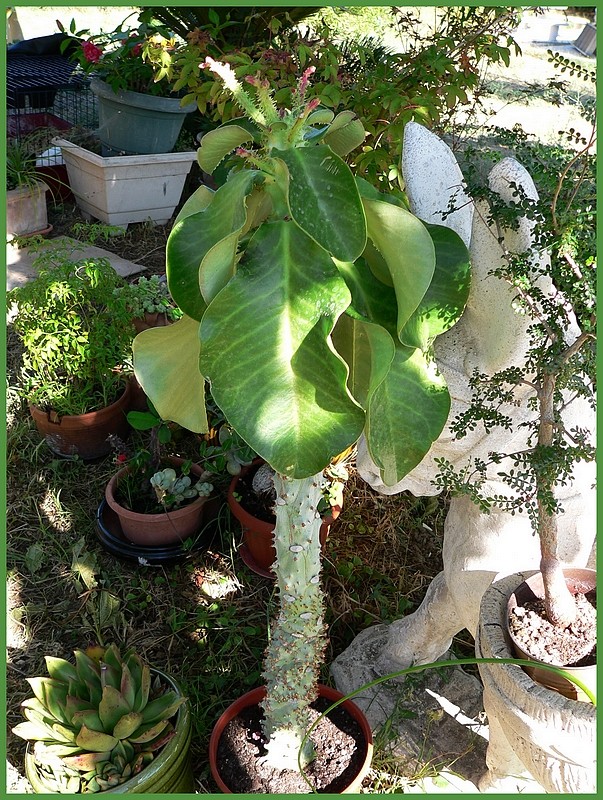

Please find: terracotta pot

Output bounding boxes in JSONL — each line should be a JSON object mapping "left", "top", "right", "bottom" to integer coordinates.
{"left": 105, "top": 456, "right": 212, "bottom": 546}
{"left": 24, "top": 668, "right": 194, "bottom": 794}
{"left": 506, "top": 567, "right": 596, "bottom": 702}
{"left": 477, "top": 571, "right": 596, "bottom": 793}
{"left": 7, "top": 180, "right": 51, "bottom": 238}
{"left": 209, "top": 684, "right": 373, "bottom": 794}
{"left": 227, "top": 463, "right": 341, "bottom": 577}
{"left": 29, "top": 380, "right": 132, "bottom": 460}
{"left": 132, "top": 311, "right": 173, "bottom": 334}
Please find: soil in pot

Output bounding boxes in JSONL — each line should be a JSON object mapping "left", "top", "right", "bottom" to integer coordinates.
{"left": 215, "top": 694, "right": 369, "bottom": 793}
{"left": 509, "top": 590, "right": 596, "bottom": 667}
{"left": 507, "top": 569, "right": 596, "bottom": 701}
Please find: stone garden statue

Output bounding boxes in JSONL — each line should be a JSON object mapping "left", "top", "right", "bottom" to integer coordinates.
{"left": 332, "top": 122, "right": 596, "bottom": 792}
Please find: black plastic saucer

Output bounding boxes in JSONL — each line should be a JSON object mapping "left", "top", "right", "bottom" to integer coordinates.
{"left": 95, "top": 500, "right": 208, "bottom": 566}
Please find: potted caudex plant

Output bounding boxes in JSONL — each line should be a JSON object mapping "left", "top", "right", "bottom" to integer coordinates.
{"left": 132, "top": 61, "right": 471, "bottom": 792}
{"left": 434, "top": 132, "right": 597, "bottom": 704}
{"left": 11, "top": 643, "right": 193, "bottom": 793}
{"left": 8, "top": 242, "right": 135, "bottom": 459}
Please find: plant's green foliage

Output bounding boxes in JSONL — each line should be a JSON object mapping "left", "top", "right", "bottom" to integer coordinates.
{"left": 168, "top": 6, "right": 521, "bottom": 190}
{"left": 8, "top": 244, "right": 134, "bottom": 415}
{"left": 131, "top": 62, "right": 470, "bottom": 774}
{"left": 114, "top": 275, "right": 182, "bottom": 322}
{"left": 12, "top": 645, "right": 185, "bottom": 793}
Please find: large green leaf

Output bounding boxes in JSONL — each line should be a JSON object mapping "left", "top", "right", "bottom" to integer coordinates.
{"left": 166, "top": 170, "right": 262, "bottom": 316}
{"left": 197, "top": 124, "right": 253, "bottom": 174}
{"left": 365, "top": 346, "right": 450, "bottom": 486}
{"left": 334, "top": 257, "right": 397, "bottom": 337}
{"left": 331, "top": 313, "right": 395, "bottom": 409}
{"left": 323, "top": 111, "right": 366, "bottom": 157}
{"left": 200, "top": 221, "right": 364, "bottom": 477}
{"left": 400, "top": 223, "right": 471, "bottom": 351}
{"left": 174, "top": 184, "right": 214, "bottom": 225}
{"left": 362, "top": 198, "right": 435, "bottom": 338}
{"left": 133, "top": 315, "right": 208, "bottom": 433}
{"left": 274, "top": 145, "right": 366, "bottom": 261}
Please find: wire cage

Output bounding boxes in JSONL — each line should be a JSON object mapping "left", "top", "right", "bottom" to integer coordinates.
{"left": 7, "top": 52, "right": 98, "bottom": 166}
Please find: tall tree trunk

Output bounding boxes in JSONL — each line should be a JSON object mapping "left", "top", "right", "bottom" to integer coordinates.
{"left": 537, "top": 372, "right": 576, "bottom": 627}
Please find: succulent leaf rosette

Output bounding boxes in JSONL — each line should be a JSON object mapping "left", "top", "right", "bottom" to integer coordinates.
{"left": 12, "top": 645, "right": 185, "bottom": 793}
{"left": 133, "top": 61, "right": 471, "bottom": 772}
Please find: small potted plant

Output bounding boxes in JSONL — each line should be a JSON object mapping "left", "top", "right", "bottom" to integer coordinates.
{"left": 59, "top": 12, "right": 195, "bottom": 156}
{"left": 8, "top": 241, "right": 135, "bottom": 459}
{"left": 7, "top": 134, "right": 52, "bottom": 239}
{"left": 114, "top": 274, "right": 182, "bottom": 332}
{"left": 227, "top": 457, "right": 347, "bottom": 578}
{"left": 132, "top": 61, "right": 471, "bottom": 791}
{"left": 103, "top": 403, "right": 214, "bottom": 547}
{"left": 11, "top": 643, "right": 194, "bottom": 794}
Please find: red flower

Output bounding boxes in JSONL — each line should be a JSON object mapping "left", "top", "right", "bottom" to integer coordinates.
{"left": 82, "top": 41, "right": 103, "bottom": 64}
{"left": 131, "top": 43, "right": 142, "bottom": 57}
{"left": 116, "top": 453, "right": 128, "bottom": 464}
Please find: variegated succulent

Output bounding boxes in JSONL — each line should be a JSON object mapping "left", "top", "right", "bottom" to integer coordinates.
{"left": 12, "top": 644, "right": 185, "bottom": 793}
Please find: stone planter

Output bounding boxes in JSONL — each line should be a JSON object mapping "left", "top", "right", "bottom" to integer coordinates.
{"left": 476, "top": 571, "right": 596, "bottom": 793}
{"left": 90, "top": 78, "right": 196, "bottom": 156}
{"left": 7, "top": 181, "right": 51, "bottom": 238}
{"left": 54, "top": 138, "right": 196, "bottom": 227}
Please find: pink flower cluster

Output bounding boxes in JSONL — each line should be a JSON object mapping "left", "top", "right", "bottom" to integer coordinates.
{"left": 81, "top": 40, "right": 103, "bottom": 64}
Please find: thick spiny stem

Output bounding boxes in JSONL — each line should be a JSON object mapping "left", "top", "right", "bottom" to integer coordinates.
{"left": 260, "top": 472, "right": 326, "bottom": 772}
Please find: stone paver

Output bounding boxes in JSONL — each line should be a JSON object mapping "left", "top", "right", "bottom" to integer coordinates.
{"left": 6, "top": 236, "right": 145, "bottom": 291}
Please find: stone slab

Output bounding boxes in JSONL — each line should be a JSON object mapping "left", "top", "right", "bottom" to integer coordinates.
{"left": 6, "top": 236, "right": 145, "bottom": 291}
{"left": 331, "top": 624, "right": 547, "bottom": 793}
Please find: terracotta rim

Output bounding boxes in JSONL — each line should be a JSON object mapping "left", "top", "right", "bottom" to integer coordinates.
{"left": 209, "top": 684, "right": 373, "bottom": 793}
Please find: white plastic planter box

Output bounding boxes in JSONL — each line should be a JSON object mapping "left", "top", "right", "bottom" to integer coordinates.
{"left": 54, "top": 139, "right": 196, "bottom": 227}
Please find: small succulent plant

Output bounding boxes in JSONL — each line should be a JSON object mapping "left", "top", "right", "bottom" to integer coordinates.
{"left": 114, "top": 275, "right": 182, "bottom": 321}
{"left": 150, "top": 467, "right": 213, "bottom": 508}
{"left": 12, "top": 644, "right": 185, "bottom": 793}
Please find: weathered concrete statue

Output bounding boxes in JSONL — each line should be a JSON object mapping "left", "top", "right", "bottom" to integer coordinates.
{"left": 332, "top": 122, "right": 596, "bottom": 792}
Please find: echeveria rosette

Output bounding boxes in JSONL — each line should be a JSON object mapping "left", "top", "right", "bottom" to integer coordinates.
{"left": 12, "top": 644, "right": 185, "bottom": 793}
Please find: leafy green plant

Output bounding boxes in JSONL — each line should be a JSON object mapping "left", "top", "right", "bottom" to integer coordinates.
{"left": 8, "top": 244, "right": 134, "bottom": 416}
{"left": 168, "top": 5, "right": 520, "bottom": 189}
{"left": 59, "top": 12, "right": 181, "bottom": 96}
{"left": 7, "top": 134, "right": 50, "bottom": 192}
{"left": 110, "top": 403, "right": 212, "bottom": 513}
{"left": 11, "top": 644, "right": 186, "bottom": 793}
{"left": 132, "top": 61, "right": 470, "bottom": 775}
{"left": 435, "top": 119, "right": 596, "bottom": 629}
{"left": 114, "top": 275, "right": 182, "bottom": 321}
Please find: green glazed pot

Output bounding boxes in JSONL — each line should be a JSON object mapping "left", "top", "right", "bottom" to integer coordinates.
{"left": 90, "top": 78, "right": 196, "bottom": 156}
{"left": 24, "top": 669, "right": 194, "bottom": 794}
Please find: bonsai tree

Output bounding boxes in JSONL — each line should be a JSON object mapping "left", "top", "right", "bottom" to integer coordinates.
{"left": 435, "top": 119, "right": 596, "bottom": 631}
{"left": 133, "top": 61, "right": 470, "bottom": 773}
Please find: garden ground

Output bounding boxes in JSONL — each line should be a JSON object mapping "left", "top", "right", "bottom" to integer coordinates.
{"left": 5, "top": 12, "right": 595, "bottom": 793}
